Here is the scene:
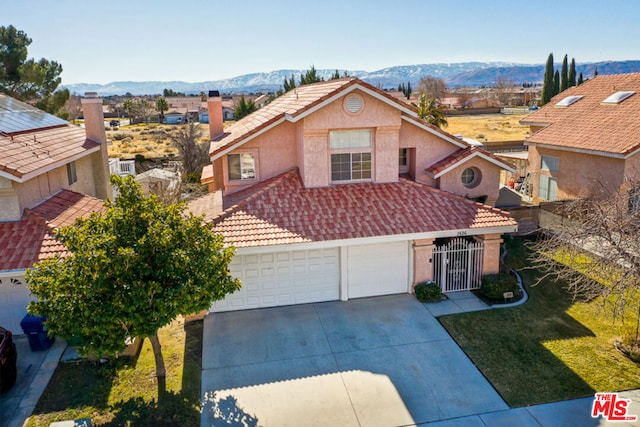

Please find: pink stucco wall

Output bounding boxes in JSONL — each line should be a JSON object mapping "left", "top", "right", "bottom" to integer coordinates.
{"left": 439, "top": 156, "right": 502, "bottom": 206}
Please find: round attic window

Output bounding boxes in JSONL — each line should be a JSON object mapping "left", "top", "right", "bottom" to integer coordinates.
{"left": 344, "top": 95, "right": 363, "bottom": 114}
{"left": 461, "top": 167, "right": 482, "bottom": 188}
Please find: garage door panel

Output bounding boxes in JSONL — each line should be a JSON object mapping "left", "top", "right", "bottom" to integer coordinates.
{"left": 348, "top": 242, "right": 409, "bottom": 299}
{"left": 212, "top": 248, "right": 339, "bottom": 312}
{"left": 0, "top": 276, "right": 33, "bottom": 334}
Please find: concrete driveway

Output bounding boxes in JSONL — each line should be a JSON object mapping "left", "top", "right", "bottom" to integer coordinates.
{"left": 201, "top": 294, "right": 508, "bottom": 426}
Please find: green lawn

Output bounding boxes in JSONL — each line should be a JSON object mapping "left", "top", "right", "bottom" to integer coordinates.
{"left": 440, "top": 237, "right": 640, "bottom": 407}
{"left": 25, "top": 318, "right": 203, "bottom": 426}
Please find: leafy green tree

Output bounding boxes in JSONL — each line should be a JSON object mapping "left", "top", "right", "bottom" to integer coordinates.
{"left": 26, "top": 176, "right": 240, "bottom": 389}
{"left": 331, "top": 69, "right": 341, "bottom": 80}
{"left": 0, "top": 25, "right": 64, "bottom": 104}
{"left": 412, "top": 93, "right": 448, "bottom": 128}
{"left": 156, "top": 96, "right": 169, "bottom": 123}
{"left": 234, "top": 96, "right": 256, "bottom": 121}
{"left": 578, "top": 72, "right": 584, "bottom": 85}
{"left": 541, "top": 53, "right": 554, "bottom": 105}
{"left": 406, "top": 81, "right": 412, "bottom": 99}
{"left": 569, "top": 58, "right": 577, "bottom": 87}
{"left": 560, "top": 54, "right": 569, "bottom": 92}
{"left": 34, "top": 87, "right": 70, "bottom": 118}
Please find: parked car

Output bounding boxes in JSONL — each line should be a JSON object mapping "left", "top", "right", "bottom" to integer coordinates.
{"left": 0, "top": 326, "right": 17, "bottom": 393}
{"left": 109, "top": 120, "right": 120, "bottom": 127}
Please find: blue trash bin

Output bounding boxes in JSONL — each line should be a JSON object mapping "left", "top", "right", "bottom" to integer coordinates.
{"left": 20, "top": 314, "right": 55, "bottom": 351}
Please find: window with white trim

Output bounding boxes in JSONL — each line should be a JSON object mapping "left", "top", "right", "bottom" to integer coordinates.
{"left": 541, "top": 155, "right": 559, "bottom": 172}
{"left": 539, "top": 175, "right": 558, "bottom": 201}
{"left": 330, "top": 130, "right": 372, "bottom": 182}
{"left": 228, "top": 153, "right": 256, "bottom": 181}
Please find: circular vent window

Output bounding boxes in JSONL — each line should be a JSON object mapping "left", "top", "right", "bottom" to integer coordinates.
{"left": 344, "top": 95, "right": 363, "bottom": 114}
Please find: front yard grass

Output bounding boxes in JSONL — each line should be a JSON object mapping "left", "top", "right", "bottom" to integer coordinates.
{"left": 440, "top": 237, "right": 640, "bottom": 407}
{"left": 25, "top": 317, "right": 202, "bottom": 426}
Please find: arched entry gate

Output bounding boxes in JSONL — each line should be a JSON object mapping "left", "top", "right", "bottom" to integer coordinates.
{"left": 433, "top": 238, "right": 484, "bottom": 292}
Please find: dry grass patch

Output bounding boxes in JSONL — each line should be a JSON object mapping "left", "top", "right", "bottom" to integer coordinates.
{"left": 107, "top": 123, "right": 209, "bottom": 159}
{"left": 446, "top": 114, "right": 530, "bottom": 142}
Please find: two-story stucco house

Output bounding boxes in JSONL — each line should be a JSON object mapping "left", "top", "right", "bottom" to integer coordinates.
{"left": 521, "top": 73, "right": 640, "bottom": 204}
{"left": 190, "top": 78, "right": 517, "bottom": 312}
{"left": 0, "top": 94, "right": 109, "bottom": 332}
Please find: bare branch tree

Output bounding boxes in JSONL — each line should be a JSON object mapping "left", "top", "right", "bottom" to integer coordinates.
{"left": 416, "top": 76, "right": 448, "bottom": 102}
{"left": 529, "top": 178, "right": 640, "bottom": 346}
{"left": 494, "top": 76, "right": 515, "bottom": 107}
{"left": 171, "top": 122, "right": 209, "bottom": 180}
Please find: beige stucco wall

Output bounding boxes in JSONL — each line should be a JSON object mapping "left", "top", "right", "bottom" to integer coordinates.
{"left": 528, "top": 146, "right": 627, "bottom": 202}
{"left": 439, "top": 156, "right": 502, "bottom": 206}
{"left": 14, "top": 155, "right": 98, "bottom": 214}
{"left": 475, "top": 234, "right": 503, "bottom": 275}
{"left": 412, "top": 238, "right": 435, "bottom": 285}
{"left": 0, "top": 177, "right": 21, "bottom": 221}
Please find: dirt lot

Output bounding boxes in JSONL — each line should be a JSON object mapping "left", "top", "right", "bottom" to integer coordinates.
{"left": 105, "top": 115, "right": 529, "bottom": 160}
{"left": 106, "top": 123, "right": 210, "bottom": 159}
{"left": 445, "top": 114, "right": 530, "bottom": 142}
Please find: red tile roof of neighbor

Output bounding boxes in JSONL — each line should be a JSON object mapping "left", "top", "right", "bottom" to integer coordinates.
{"left": 0, "top": 191, "right": 104, "bottom": 271}
{"left": 209, "top": 78, "right": 458, "bottom": 157}
{"left": 521, "top": 73, "right": 640, "bottom": 157}
{"left": 188, "top": 169, "right": 517, "bottom": 248}
{"left": 0, "top": 125, "right": 100, "bottom": 181}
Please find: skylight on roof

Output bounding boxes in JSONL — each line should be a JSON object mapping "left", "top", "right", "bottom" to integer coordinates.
{"left": 602, "top": 91, "right": 635, "bottom": 104}
{"left": 555, "top": 95, "right": 583, "bottom": 107}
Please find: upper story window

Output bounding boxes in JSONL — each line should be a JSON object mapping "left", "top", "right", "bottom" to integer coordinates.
{"left": 67, "top": 161, "right": 77, "bottom": 185}
{"left": 541, "top": 155, "right": 559, "bottom": 172}
{"left": 330, "top": 130, "right": 372, "bottom": 182}
{"left": 228, "top": 153, "right": 255, "bottom": 181}
{"left": 461, "top": 167, "right": 481, "bottom": 188}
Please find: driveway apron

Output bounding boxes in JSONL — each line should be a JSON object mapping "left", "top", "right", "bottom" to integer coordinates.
{"left": 201, "top": 294, "right": 508, "bottom": 426}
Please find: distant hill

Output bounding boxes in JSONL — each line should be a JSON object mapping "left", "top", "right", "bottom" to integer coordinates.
{"left": 62, "top": 60, "right": 640, "bottom": 96}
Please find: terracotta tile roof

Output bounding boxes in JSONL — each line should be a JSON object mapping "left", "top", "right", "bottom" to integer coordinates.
{"left": 426, "top": 147, "right": 515, "bottom": 177}
{"left": 0, "top": 190, "right": 104, "bottom": 271}
{"left": 521, "top": 73, "right": 640, "bottom": 156}
{"left": 189, "top": 169, "right": 517, "bottom": 248}
{"left": 0, "top": 125, "right": 100, "bottom": 181}
{"left": 209, "top": 78, "right": 431, "bottom": 157}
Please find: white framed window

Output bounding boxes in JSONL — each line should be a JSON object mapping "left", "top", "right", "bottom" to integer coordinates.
{"left": 330, "top": 130, "right": 372, "bottom": 182}
{"left": 228, "top": 153, "right": 256, "bottom": 181}
{"left": 461, "top": 167, "right": 481, "bottom": 188}
{"left": 67, "top": 161, "right": 77, "bottom": 185}
{"left": 539, "top": 175, "right": 558, "bottom": 201}
{"left": 541, "top": 155, "right": 559, "bottom": 172}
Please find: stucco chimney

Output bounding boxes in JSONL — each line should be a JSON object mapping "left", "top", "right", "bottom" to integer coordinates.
{"left": 81, "top": 92, "right": 112, "bottom": 200}
{"left": 207, "top": 90, "right": 223, "bottom": 139}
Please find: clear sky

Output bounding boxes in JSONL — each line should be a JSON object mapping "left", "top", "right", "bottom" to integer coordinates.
{"left": 4, "top": 0, "right": 639, "bottom": 84}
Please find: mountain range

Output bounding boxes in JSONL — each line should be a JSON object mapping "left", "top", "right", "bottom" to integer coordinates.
{"left": 63, "top": 60, "right": 640, "bottom": 96}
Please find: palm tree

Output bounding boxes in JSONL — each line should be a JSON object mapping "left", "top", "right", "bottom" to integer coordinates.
{"left": 156, "top": 96, "right": 168, "bottom": 124}
{"left": 412, "top": 93, "right": 448, "bottom": 128}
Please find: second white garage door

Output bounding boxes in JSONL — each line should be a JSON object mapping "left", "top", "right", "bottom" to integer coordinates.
{"left": 211, "top": 248, "right": 340, "bottom": 312}
{"left": 347, "top": 242, "right": 410, "bottom": 299}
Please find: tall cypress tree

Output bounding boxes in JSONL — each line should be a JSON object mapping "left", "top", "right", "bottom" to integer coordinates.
{"left": 578, "top": 72, "right": 584, "bottom": 85}
{"left": 560, "top": 54, "right": 569, "bottom": 91}
{"left": 541, "top": 53, "right": 554, "bottom": 105}
{"left": 553, "top": 70, "right": 560, "bottom": 97}
{"left": 568, "top": 58, "right": 576, "bottom": 87}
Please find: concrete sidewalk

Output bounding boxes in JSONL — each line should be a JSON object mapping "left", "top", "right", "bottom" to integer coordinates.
{"left": 0, "top": 335, "right": 66, "bottom": 427}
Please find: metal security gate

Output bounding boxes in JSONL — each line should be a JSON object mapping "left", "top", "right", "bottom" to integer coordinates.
{"left": 433, "top": 238, "right": 484, "bottom": 292}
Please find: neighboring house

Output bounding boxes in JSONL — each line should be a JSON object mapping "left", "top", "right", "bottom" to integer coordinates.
{"left": 190, "top": 78, "right": 517, "bottom": 312}
{"left": 520, "top": 73, "right": 640, "bottom": 204}
{"left": 0, "top": 93, "right": 109, "bottom": 332}
{"left": 164, "top": 109, "right": 187, "bottom": 124}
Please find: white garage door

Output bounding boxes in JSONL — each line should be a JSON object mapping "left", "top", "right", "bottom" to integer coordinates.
{"left": 0, "top": 276, "right": 33, "bottom": 334}
{"left": 212, "top": 248, "right": 340, "bottom": 312}
{"left": 347, "top": 242, "right": 410, "bottom": 299}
